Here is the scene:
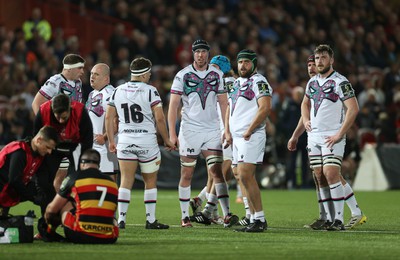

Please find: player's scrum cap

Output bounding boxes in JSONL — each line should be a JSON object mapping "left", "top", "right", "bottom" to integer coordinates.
{"left": 237, "top": 49, "right": 257, "bottom": 72}
{"left": 210, "top": 55, "right": 231, "bottom": 74}
{"left": 307, "top": 55, "right": 315, "bottom": 64}
{"left": 192, "top": 39, "right": 210, "bottom": 52}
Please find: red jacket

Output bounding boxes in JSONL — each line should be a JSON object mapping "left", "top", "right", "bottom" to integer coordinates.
{"left": 0, "top": 141, "right": 44, "bottom": 207}
{"left": 40, "top": 100, "right": 84, "bottom": 143}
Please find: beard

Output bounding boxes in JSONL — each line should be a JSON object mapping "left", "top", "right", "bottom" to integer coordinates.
{"left": 318, "top": 65, "right": 330, "bottom": 75}
{"left": 239, "top": 69, "right": 253, "bottom": 78}
{"left": 194, "top": 59, "right": 207, "bottom": 69}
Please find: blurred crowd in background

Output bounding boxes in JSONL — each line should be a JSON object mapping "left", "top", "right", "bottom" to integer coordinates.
{"left": 1, "top": 0, "right": 399, "bottom": 188}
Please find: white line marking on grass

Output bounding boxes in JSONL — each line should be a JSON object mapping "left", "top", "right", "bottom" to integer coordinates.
{"left": 123, "top": 223, "right": 399, "bottom": 233}
{"left": 125, "top": 223, "right": 222, "bottom": 228}
{"left": 131, "top": 194, "right": 178, "bottom": 199}
{"left": 268, "top": 227, "right": 400, "bottom": 234}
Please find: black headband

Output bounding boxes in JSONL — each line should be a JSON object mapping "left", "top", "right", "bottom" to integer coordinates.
{"left": 80, "top": 159, "right": 100, "bottom": 165}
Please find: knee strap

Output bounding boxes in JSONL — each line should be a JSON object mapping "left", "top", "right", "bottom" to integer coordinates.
{"left": 205, "top": 155, "right": 223, "bottom": 170}
{"left": 323, "top": 156, "right": 342, "bottom": 167}
{"left": 181, "top": 159, "right": 197, "bottom": 168}
{"left": 309, "top": 155, "right": 322, "bottom": 169}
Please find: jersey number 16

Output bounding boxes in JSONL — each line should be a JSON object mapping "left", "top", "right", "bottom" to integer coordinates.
{"left": 121, "top": 103, "right": 144, "bottom": 123}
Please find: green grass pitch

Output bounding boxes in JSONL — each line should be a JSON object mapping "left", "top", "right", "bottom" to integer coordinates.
{"left": 2, "top": 189, "right": 400, "bottom": 259}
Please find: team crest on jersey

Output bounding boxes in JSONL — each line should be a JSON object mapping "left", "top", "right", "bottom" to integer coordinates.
{"left": 183, "top": 71, "right": 220, "bottom": 109}
{"left": 228, "top": 79, "right": 255, "bottom": 114}
{"left": 309, "top": 79, "right": 339, "bottom": 116}
{"left": 225, "top": 81, "right": 234, "bottom": 93}
{"left": 59, "top": 81, "right": 82, "bottom": 102}
{"left": 86, "top": 92, "right": 104, "bottom": 117}
{"left": 340, "top": 81, "right": 355, "bottom": 98}
{"left": 223, "top": 78, "right": 234, "bottom": 92}
{"left": 257, "top": 81, "right": 270, "bottom": 95}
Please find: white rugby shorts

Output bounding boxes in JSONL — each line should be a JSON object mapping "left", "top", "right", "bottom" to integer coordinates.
{"left": 232, "top": 131, "right": 266, "bottom": 165}
{"left": 178, "top": 129, "right": 222, "bottom": 157}
{"left": 307, "top": 134, "right": 346, "bottom": 158}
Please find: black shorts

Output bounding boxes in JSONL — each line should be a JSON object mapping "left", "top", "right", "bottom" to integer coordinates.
{"left": 63, "top": 227, "right": 117, "bottom": 244}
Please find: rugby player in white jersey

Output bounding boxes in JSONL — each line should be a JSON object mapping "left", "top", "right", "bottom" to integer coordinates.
{"left": 86, "top": 63, "right": 118, "bottom": 178}
{"left": 32, "top": 54, "right": 85, "bottom": 114}
{"left": 289, "top": 55, "right": 366, "bottom": 230}
{"left": 31, "top": 54, "right": 86, "bottom": 194}
{"left": 105, "top": 57, "right": 176, "bottom": 230}
{"left": 301, "top": 44, "right": 361, "bottom": 231}
{"left": 189, "top": 55, "right": 240, "bottom": 225}
{"left": 168, "top": 40, "right": 238, "bottom": 228}
{"left": 224, "top": 49, "right": 272, "bottom": 232}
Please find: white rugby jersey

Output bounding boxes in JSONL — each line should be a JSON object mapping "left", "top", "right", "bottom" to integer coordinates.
{"left": 39, "top": 74, "right": 83, "bottom": 102}
{"left": 228, "top": 73, "right": 272, "bottom": 137}
{"left": 86, "top": 84, "right": 114, "bottom": 152}
{"left": 217, "top": 76, "right": 235, "bottom": 131}
{"left": 109, "top": 81, "right": 161, "bottom": 144}
{"left": 170, "top": 64, "right": 226, "bottom": 132}
{"left": 305, "top": 71, "right": 356, "bottom": 134}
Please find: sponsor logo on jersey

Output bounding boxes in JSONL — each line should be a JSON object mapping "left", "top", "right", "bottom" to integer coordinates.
{"left": 126, "top": 144, "right": 140, "bottom": 148}
{"left": 340, "top": 81, "right": 355, "bottom": 99}
{"left": 82, "top": 224, "right": 113, "bottom": 232}
{"left": 257, "top": 81, "right": 270, "bottom": 95}
{"left": 122, "top": 149, "right": 149, "bottom": 155}
{"left": 122, "top": 129, "right": 149, "bottom": 133}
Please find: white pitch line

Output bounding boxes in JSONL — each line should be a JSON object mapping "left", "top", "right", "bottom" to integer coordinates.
{"left": 130, "top": 195, "right": 178, "bottom": 199}
{"left": 121, "top": 223, "right": 399, "bottom": 234}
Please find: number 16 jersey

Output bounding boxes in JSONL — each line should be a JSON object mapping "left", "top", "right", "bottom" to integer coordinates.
{"left": 108, "top": 81, "right": 162, "bottom": 145}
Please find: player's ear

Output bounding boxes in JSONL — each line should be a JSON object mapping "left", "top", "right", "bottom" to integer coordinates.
{"left": 35, "top": 135, "right": 42, "bottom": 145}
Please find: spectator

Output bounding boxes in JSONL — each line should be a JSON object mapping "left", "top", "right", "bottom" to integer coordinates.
{"left": 109, "top": 23, "right": 128, "bottom": 65}
{"left": 0, "top": 65, "right": 13, "bottom": 98}
{"left": 281, "top": 86, "right": 309, "bottom": 189}
{"left": 22, "top": 8, "right": 52, "bottom": 42}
